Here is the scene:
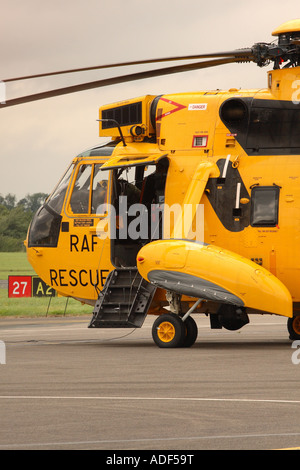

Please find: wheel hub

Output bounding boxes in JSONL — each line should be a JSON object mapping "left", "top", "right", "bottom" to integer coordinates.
{"left": 157, "top": 321, "right": 176, "bottom": 343}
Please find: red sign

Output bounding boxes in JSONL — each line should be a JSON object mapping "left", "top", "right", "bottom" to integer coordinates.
{"left": 8, "top": 276, "right": 32, "bottom": 298}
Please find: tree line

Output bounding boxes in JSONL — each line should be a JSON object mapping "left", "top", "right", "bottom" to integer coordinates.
{"left": 0, "top": 193, "right": 48, "bottom": 251}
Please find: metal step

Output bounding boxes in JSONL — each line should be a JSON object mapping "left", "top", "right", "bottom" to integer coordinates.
{"left": 88, "top": 268, "right": 157, "bottom": 328}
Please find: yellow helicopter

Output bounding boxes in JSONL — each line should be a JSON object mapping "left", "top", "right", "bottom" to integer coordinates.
{"left": 2, "top": 19, "right": 300, "bottom": 347}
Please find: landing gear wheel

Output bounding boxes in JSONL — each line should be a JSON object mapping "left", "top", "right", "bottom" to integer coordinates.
{"left": 182, "top": 316, "right": 198, "bottom": 347}
{"left": 152, "top": 313, "right": 185, "bottom": 348}
{"left": 287, "top": 316, "right": 300, "bottom": 340}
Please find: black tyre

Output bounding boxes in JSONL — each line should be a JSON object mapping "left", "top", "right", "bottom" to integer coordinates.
{"left": 182, "top": 316, "right": 198, "bottom": 347}
{"left": 287, "top": 316, "right": 300, "bottom": 340}
{"left": 152, "top": 313, "right": 186, "bottom": 348}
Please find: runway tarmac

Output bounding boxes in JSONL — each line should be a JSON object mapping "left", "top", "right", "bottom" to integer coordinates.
{"left": 0, "top": 313, "right": 300, "bottom": 451}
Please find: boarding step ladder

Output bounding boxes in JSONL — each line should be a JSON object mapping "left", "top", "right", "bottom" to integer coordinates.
{"left": 88, "top": 268, "right": 157, "bottom": 328}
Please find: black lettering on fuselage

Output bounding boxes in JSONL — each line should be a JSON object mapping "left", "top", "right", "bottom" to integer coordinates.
{"left": 91, "top": 234, "right": 98, "bottom": 252}
{"left": 70, "top": 234, "right": 99, "bottom": 252}
{"left": 79, "top": 269, "right": 88, "bottom": 286}
{"left": 81, "top": 235, "right": 89, "bottom": 251}
{"left": 49, "top": 268, "right": 109, "bottom": 288}
{"left": 59, "top": 269, "right": 68, "bottom": 287}
{"left": 69, "top": 269, "right": 78, "bottom": 286}
{"left": 100, "top": 269, "right": 109, "bottom": 286}
{"left": 50, "top": 269, "right": 58, "bottom": 286}
{"left": 90, "top": 269, "right": 99, "bottom": 287}
{"left": 70, "top": 235, "right": 79, "bottom": 252}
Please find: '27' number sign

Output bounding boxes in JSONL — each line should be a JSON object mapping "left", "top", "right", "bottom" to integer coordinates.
{"left": 8, "top": 275, "right": 32, "bottom": 297}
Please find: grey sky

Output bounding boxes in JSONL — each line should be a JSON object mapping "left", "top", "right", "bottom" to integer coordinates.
{"left": 0, "top": 0, "right": 299, "bottom": 200}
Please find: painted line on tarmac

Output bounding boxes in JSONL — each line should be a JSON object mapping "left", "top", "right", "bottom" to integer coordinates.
{"left": 0, "top": 395, "right": 300, "bottom": 405}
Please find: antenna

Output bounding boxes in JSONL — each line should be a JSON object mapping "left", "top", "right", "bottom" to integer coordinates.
{"left": 97, "top": 119, "right": 127, "bottom": 147}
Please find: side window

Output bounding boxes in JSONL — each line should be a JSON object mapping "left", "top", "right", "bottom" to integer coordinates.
{"left": 250, "top": 186, "right": 280, "bottom": 227}
{"left": 69, "top": 163, "right": 110, "bottom": 215}
{"left": 69, "top": 164, "right": 92, "bottom": 214}
{"left": 91, "top": 165, "right": 109, "bottom": 214}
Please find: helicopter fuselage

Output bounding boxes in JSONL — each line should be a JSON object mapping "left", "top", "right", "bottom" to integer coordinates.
{"left": 25, "top": 66, "right": 300, "bottom": 320}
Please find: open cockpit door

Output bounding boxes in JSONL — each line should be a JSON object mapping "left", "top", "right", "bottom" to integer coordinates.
{"left": 101, "top": 152, "right": 169, "bottom": 268}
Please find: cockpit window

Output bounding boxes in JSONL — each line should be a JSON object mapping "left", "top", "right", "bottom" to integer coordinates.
{"left": 91, "top": 164, "right": 109, "bottom": 214}
{"left": 68, "top": 163, "right": 110, "bottom": 215}
{"left": 69, "top": 164, "right": 92, "bottom": 214}
{"left": 47, "top": 163, "right": 74, "bottom": 214}
{"left": 28, "top": 164, "right": 73, "bottom": 248}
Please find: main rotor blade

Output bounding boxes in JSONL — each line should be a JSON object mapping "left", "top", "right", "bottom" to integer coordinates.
{"left": 3, "top": 49, "right": 253, "bottom": 83}
{"left": 0, "top": 57, "right": 248, "bottom": 108}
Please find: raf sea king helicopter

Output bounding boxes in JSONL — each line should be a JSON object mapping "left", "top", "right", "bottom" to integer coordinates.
{"left": 3, "top": 19, "right": 300, "bottom": 347}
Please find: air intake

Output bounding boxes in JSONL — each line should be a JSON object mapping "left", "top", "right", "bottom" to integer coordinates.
{"left": 101, "top": 101, "right": 142, "bottom": 129}
{"left": 99, "top": 95, "right": 156, "bottom": 140}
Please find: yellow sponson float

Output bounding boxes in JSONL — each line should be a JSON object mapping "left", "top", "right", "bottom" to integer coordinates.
{"left": 137, "top": 239, "right": 293, "bottom": 318}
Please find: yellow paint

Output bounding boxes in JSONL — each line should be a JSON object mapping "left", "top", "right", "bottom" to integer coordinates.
{"left": 157, "top": 321, "right": 176, "bottom": 342}
{"left": 137, "top": 239, "right": 293, "bottom": 317}
{"left": 272, "top": 19, "right": 300, "bottom": 36}
{"left": 25, "top": 36, "right": 300, "bottom": 320}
